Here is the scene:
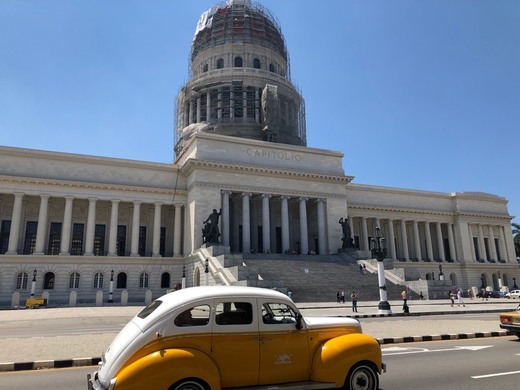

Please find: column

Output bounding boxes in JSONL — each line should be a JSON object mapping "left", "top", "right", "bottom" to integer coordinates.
{"left": 217, "top": 88, "right": 222, "bottom": 119}
{"left": 242, "top": 90, "right": 247, "bottom": 123}
{"left": 255, "top": 88, "right": 260, "bottom": 123}
{"left": 230, "top": 90, "right": 234, "bottom": 118}
{"left": 400, "top": 220, "right": 409, "bottom": 261}
{"left": 196, "top": 96, "right": 201, "bottom": 123}
{"left": 361, "top": 217, "right": 368, "bottom": 251}
{"left": 242, "top": 193, "right": 251, "bottom": 253}
{"left": 7, "top": 192, "right": 24, "bottom": 255}
{"left": 413, "top": 220, "right": 421, "bottom": 261}
{"left": 222, "top": 191, "right": 230, "bottom": 247}
{"left": 174, "top": 204, "right": 182, "bottom": 256}
{"left": 188, "top": 100, "right": 193, "bottom": 124}
{"left": 388, "top": 219, "right": 397, "bottom": 259}
{"left": 108, "top": 200, "right": 120, "bottom": 256}
{"left": 130, "top": 201, "right": 141, "bottom": 257}
{"left": 447, "top": 223, "right": 457, "bottom": 262}
{"left": 152, "top": 203, "right": 162, "bottom": 257}
{"left": 34, "top": 195, "right": 50, "bottom": 255}
{"left": 317, "top": 199, "right": 326, "bottom": 255}
{"left": 261, "top": 194, "right": 271, "bottom": 252}
{"left": 84, "top": 198, "right": 97, "bottom": 256}
{"left": 60, "top": 196, "right": 74, "bottom": 255}
{"left": 498, "top": 225, "right": 507, "bottom": 262}
{"left": 299, "top": 198, "right": 308, "bottom": 254}
{"left": 424, "top": 222, "right": 433, "bottom": 261}
{"left": 489, "top": 225, "right": 498, "bottom": 261}
{"left": 281, "top": 196, "right": 290, "bottom": 253}
{"left": 478, "top": 224, "right": 487, "bottom": 261}
{"left": 436, "top": 222, "right": 445, "bottom": 261}
{"left": 206, "top": 92, "right": 211, "bottom": 122}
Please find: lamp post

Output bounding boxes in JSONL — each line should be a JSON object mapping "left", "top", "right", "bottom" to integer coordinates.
{"left": 30, "top": 269, "right": 37, "bottom": 297}
{"left": 108, "top": 270, "right": 114, "bottom": 303}
{"left": 204, "top": 259, "right": 209, "bottom": 286}
{"left": 181, "top": 266, "right": 186, "bottom": 289}
{"left": 438, "top": 265, "right": 444, "bottom": 281}
{"left": 370, "top": 226, "right": 392, "bottom": 314}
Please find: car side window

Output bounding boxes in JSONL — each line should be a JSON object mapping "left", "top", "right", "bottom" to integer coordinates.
{"left": 215, "top": 301, "right": 253, "bottom": 325}
{"left": 262, "top": 302, "right": 297, "bottom": 324}
{"left": 174, "top": 304, "right": 210, "bottom": 327}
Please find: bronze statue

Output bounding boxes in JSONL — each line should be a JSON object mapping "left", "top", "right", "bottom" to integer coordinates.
{"left": 203, "top": 208, "right": 222, "bottom": 244}
{"left": 339, "top": 217, "right": 354, "bottom": 248}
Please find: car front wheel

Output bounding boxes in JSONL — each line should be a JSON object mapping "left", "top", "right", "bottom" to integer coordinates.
{"left": 169, "top": 378, "right": 208, "bottom": 390}
{"left": 344, "top": 363, "right": 379, "bottom": 390}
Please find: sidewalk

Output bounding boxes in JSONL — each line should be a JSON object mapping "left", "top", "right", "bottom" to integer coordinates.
{"left": 0, "top": 298, "right": 516, "bottom": 372}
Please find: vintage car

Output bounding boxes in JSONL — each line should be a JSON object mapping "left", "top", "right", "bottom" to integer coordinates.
{"left": 499, "top": 303, "right": 520, "bottom": 338}
{"left": 88, "top": 286, "right": 385, "bottom": 390}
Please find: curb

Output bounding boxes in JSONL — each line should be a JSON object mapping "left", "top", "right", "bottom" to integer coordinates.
{"left": 377, "top": 330, "right": 511, "bottom": 345}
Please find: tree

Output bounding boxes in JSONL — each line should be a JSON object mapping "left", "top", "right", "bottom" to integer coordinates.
{"left": 512, "top": 223, "right": 520, "bottom": 258}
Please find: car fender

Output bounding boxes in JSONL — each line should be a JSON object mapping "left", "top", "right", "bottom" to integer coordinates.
{"left": 114, "top": 348, "right": 221, "bottom": 390}
{"left": 311, "top": 333, "right": 382, "bottom": 386}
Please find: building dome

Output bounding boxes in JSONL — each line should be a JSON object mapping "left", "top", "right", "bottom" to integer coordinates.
{"left": 174, "top": 0, "right": 306, "bottom": 157}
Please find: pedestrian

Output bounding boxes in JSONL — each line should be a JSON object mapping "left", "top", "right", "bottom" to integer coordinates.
{"left": 287, "top": 289, "right": 293, "bottom": 300}
{"left": 419, "top": 291, "right": 424, "bottom": 300}
{"left": 340, "top": 290, "right": 345, "bottom": 304}
{"left": 457, "top": 289, "right": 465, "bottom": 307}
{"left": 351, "top": 290, "right": 358, "bottom": 312}
{"left": 359, "top": 264, "right": 363, "bottom": 274}
{"left": 401, "top": 289, "right": 408, "bottom": 313}
{"left": 363, "top": 264, "right": 367, "bottom": 274}
{"left": 449, "top": 290, "right": 456, "bottom": 307}
{"left": 336, "top": 290, "right": 341, "bottom": 304}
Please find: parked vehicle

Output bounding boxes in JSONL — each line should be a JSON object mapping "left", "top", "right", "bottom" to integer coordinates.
{"left": 87, "top": 286, "right": 385, "bottom": 390}
{"left": 506, "top": 290, "right": 520, "bottom": 299}
{"left": 499, "top": 303, "right": 520, "bottom": 339}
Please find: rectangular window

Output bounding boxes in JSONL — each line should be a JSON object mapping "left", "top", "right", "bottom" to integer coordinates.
{"left": 138, "top": 226, "right": 146, "bottom": 256}
{"left": 0, "top": 220, "right": 11, "bottom": 254}
{"left": 94, "top": 224, "right": 106, "bottom": 256}
{"left": 117, "top": 225, "right": 127, "bottom": 256}
{"left": 71, "top": 223, "right": 84, "bottom": 255}
{"left": 47, "top": 222, "right": 62, "bottom": 255}
{"left": 160, "top": 227, "right": 166, "bottom": 257}
{"left": 23, "top": 221, "right": 38, "bottom": 255}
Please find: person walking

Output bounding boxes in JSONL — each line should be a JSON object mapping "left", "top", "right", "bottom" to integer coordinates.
{"left": 457, "top": 289, "right": 465, "bottom": 307}
{"left": 350, "top": 290, "right": 358, "bottom": 312}
{"left": 336, "top": 290, "right": 341, "bottom": 304}
{"left": 401, "top": 289, "right": 409, "bottom": 313}
{"left": 449, "top": 290, "right": 456, "bottom": 307}
{"left": 340, "top": 290, "right": 345, "bottom": 304}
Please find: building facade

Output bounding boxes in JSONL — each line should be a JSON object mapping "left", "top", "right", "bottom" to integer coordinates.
{"left": 0, "top": 0, "right": 517, "bottom": 306}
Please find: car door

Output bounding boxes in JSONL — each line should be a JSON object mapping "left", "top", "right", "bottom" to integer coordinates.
{"left": 257, "top": 300, "right": 310, "bottom": 385}
{"left": 210, "top": 299, "right": 260, "bottom": 388}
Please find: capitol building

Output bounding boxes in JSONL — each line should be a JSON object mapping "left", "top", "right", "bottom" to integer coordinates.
{"left": 0, "top": 0, "right": 517, "bottom": 306}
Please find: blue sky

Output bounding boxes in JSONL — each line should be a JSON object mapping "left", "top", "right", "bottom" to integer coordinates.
{"left": 1, "top": 0, "right": 519, "bottom": 223}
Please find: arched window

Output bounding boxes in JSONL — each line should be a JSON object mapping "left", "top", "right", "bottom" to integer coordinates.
{"left": 93, "top": 272, "right": 104, "bottom": 289}
{"left": 16, "top": 272, "right": 28, "bottom": 290}
{"left": 253, "top": 58, "right": 261, "bottom": 69}
{"left": 44, "top": 272, "right": 55, "bottom": 289}
{"left": 216, "top": 58, "right": 224, "bottom": 69}
{"left": 269, "top": 63, "right": 275, "bottom": 72}
{"left": 161, "top": 272, "right": 170, "bottom": 289}
{"left": 139, "top": 272, "right": 149, "bottom": 288}
{"left": 117, "top": 272, "right": 127, "bottom": 289}
{"left": 234, "top": 56, "right": 243, "bottom": 67}
{"left": 203, "top": 63, "right": 209, "bottom": 72}
{"left": 69, "top": 272, "right": 80, "bottom": 289}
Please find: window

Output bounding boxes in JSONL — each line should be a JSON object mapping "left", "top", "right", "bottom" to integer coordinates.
{"left": 138, "top": 226, "right": 146, "bottom": 256}
{"left": 69, "top": 272, "right": 80, "bottom": 289}
{"left": 93, "top": 272, "right": 104, "bottom": 289}
{"left": 117, "top": 225, "right": 127, "bottom": 256}
{"left": 215, "top": 302, "right": 253, "bottom": 325}
{"left": 174, "top": 305, "right": 210, "bottom": 327}
{"left": 234, "top": 56, "right": 243, "bottom": 67}
{"left": 139, "top": 272, "right": 149, "bottom": 288}
{"left": 216, "top": 58, "right": 224, "bottom": 69}
{"left": 253, "top": 58, "right": 261, "bottom": 69}
{"left": 262, "top": 302, "right": 297, "bottom": 324}
{"left": 23, "top": 221, "right": 37, "bottom": 255}
{"left": 47, "top": 222, "right": 62, "bottom": 255}
{"left": 160, "top": 227, "right": 166, "bottom": 257}
{"left": 203, "top": 63, "right": 209, "bottom": 72}
{"left": 71, "top": 223, "right": 84, "bottom": 255}
{"left": 161, "top": 272, "right": 170, "bottom": 289}
{"left": 117, "top": 272, "right": 127, "bottom": 289}
{"left": 269, "top": 63, "right": 275, "bottom": 73}
{"left": 43, "top": 272, "right": 55, "bottom": 290}
{"left": 16, "top": 272, "right": 28, "bottom": 290}
{"left": 0, "top": 220, "right": 11, "bottom": 254}
{"left": 94, "top": 224, "right": 106, "bottom": 256}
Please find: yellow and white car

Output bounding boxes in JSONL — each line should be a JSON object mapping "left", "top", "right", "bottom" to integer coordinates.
{"left": 499, "top": 303, "right": 520, "bottom": 339}
{"left": 88, "top": 286, "right": 385, "bottom": 390}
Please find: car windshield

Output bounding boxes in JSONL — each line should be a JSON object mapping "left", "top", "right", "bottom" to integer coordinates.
{"left": 137, "top": 300, "right": 163, "bottom": 319}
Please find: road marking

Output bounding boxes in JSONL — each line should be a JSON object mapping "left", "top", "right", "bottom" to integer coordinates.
{"left": 472, "top": 371, "right": 520, "bottom": 379}
{"left": 382, "top": 345, "right": 492, "bottom": 356}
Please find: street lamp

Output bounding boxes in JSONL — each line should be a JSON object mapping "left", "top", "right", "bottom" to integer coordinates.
{"left": 370, "top": 226, "right": 392, "bottom": 314}
{"left": 438, "top": 265, "right": 444, "bottom": 281}
{"left": 181, "top": 266, "right": 186, "bottom": 289}
{"left": 108, "top": 270, "right": 114, "bottom": 303}
{"left": 30, "top": 269, "right": 37, "bottom": 297}
{"left": 204, "top": 259, "right": 209, "bottom": 286}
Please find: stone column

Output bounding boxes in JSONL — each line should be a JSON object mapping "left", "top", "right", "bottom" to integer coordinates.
{"left": 299, "top": 198, "right": 308, "bottom": 254}
{"left": 447, "top": 223, "right": 457, "bottom": 261}
{"left": 489, "top": 225, "right": 498, "bottom": 261}
{"left": 261, "top": 194, "right": 271, "bottom": 252}
{"left": 400, "top": 220, "right": 409, "bottom": 261}
{"left": 281, "top": 196, "right": 290, "bottom": 253}
{"left": 242, "top": 193, "right": 251, "bottom": 253}
{"left": 388, "top": 219, "right": 397, "bottom": 259}
{"left": 424, "top": 222, "right": 433, "bottom": 261}
{"left": 60, "top": 196, "right": 74, "bottom": 255}
{"left": 222, "top": 191, "right": 230, "bottom": 246}
{"left": 7, "top": 192, "right": 24, "bottom": 255}
{"left": 217, "top": 89, "right": 222, "bottom": 119}
{"left": 34, "top": 195, "right": 50, "bottom": 255}
{"left": 255, "top": 88, "right": 260, "bottom": 123}
{"left": 478, "top": 224, "right": 487, "bottom": 261}
{"left": 413, "top": 220, "right": 422, "bottom": 261}
{"left": 317, "top": 199, "right": 327, "bottom": 255}
{"left": 108, "top": 200, "right": 120, "bottom": 257}
{"left": 361, "top": 217, "right": 368, "bottom": 251}
{"left": 84, "top": 198, "right": 97, "bottom": 256}
{"left": 196, "top": 96, "right": 201, "bottom": 123}
{"left": 153, "top": 202, "right": 162, "bottom": 257}
{"left": 130, "top": 201, "right": 141, "bottom": 257}
{"left": 498, "top": 225, "right": 507, "bottom": 262}
{"left": 174, "top": 204, "right": 182, "bottom": 256}
{"left": 206, "top": 92, "right": 211, "bottom": 122}
{"left": 436, "top": 222, "right": 445, "bottom": 261}
{"left": 188, "top": 100, "right": 193, "bottom": 124}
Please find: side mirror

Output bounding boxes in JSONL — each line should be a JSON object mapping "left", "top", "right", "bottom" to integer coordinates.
{"left": 295, "top": 313, "right": 304, "bottom": 330}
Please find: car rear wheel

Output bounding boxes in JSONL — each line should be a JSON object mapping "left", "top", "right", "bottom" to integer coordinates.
{"left": 344, "top": 363, "right": 379, "bottom": 390}
{"left": 169, "top": 378, "right": 208, "bottom": 390}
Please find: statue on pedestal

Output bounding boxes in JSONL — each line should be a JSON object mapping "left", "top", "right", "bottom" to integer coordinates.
{"left": 339, "top": 217, "right": 354, "bottom": 249}
{"left": 202, "top": 209, "right": 222, "bottom": 244}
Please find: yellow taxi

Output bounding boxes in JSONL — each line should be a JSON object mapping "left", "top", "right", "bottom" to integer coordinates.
{"left": 499, "top": 303, "right": 520, "bottom": 339}
{"left": 88, "top": 286, "right": 385, "bottom": 390}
